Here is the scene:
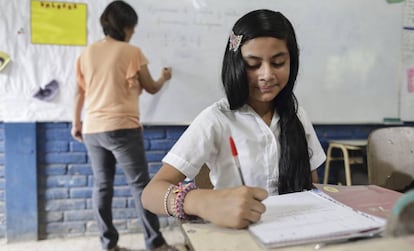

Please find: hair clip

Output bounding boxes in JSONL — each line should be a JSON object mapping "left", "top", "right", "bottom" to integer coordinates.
{"left": 229, "top": 31, "right": 242, "bottom": 52}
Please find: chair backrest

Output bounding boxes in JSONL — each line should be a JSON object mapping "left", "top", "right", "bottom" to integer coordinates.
{"left": 367, "top": 127, "right": 414, "bottom": 191}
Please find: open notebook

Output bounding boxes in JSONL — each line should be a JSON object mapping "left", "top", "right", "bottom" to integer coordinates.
{"left": 248, "top": 190, "right": 386, "bottom": 248}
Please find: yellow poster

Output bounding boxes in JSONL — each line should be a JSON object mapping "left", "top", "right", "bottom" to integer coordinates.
{"left": 31, "top": 1, "right": 87, "bottom": 45}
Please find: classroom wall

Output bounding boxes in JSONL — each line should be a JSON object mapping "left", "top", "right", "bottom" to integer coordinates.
{"left": 0, "top": 123, "right": 4, "bottom": 239}
{"left": 2, "top": 122, "right": 414, "bottom": 241}
{"left": 0, "top": 0, "right": 413, "bottom": 242}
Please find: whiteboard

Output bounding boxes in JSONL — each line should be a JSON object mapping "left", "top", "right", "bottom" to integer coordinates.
{"left": 0, "top": 0, "right": 404, "bottom": 124}
{"left": 400, "top": 0, "right": 414, "bottom": 121}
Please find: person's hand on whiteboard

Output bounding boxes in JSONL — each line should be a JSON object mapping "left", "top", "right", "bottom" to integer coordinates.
{"left": 138, "top": 65, "right": 171, "bottom": 93}
{"left": 162, "top": 67, "right": 172, "bottom": 81}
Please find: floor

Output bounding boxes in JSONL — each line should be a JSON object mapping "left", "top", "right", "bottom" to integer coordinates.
{"left": 0, "top": 226, "right": 187, "bottom": 251}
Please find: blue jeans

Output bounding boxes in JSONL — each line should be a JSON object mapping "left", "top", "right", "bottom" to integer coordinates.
{"left": 83, "top": 128, "right": 166, "bottom": 250}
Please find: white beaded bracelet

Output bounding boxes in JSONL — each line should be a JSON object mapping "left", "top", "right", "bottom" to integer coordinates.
{"left": 163, "top": 184, "right": 176, "bottom": 217}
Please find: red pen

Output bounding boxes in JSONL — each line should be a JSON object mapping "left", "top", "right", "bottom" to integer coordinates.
{"left": 229, "top": 136, "right": 245, "bottom": 185}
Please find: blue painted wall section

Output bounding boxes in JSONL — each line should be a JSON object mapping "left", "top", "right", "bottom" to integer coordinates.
{"left": 0, "top": 122, "right": 413, "bottom": 242}
{"left": 35, "top": 123, "right": 180, "bottom": 239}
{"left": 0, "top": 123, "right": 5, "bottom": 239}
{"left": 4, "top": 123, "right": 38, "bottom": 242}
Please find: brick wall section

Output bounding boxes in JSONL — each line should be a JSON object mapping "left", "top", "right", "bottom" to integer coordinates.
{"left": 35, "top": 122, "right": 387, "bottom": 239}
{"left": 1, "top": 122, "right": 413, "bottom": 241}
{"left": 36, "top": 123, "right": 186, "bottom": 239}
{"left": 0, "top": 123, "right": 5, "bottom": 239}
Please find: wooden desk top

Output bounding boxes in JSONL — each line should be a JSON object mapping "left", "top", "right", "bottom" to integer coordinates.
{"left": 180, "top": 185, "right": 409, "bottom": 251}
{"left": 181, "top": 222, "right": 414, "bottom": 251}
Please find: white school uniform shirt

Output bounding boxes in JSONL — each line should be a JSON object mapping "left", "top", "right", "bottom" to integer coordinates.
{"left": 163, "top": 98, "right": 326, "bottom": 195}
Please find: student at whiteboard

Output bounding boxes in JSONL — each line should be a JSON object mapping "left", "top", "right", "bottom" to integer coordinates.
{"left": 142, "top": 9, "right": 326, "bottom": 229}
{"left": 71, "top": 1, "right": 174, "bottom": 251}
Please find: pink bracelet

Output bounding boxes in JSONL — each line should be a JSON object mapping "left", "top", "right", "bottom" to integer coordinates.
{"left": 173, "top": 182, "right": 197, "bottom": 220}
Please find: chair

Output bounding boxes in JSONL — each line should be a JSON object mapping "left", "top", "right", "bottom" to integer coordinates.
{"left": 323, "top": 140, "right": 368, "bottom": 186}
{"left": 367, "top": 127, "right": 414, "bottom": 192}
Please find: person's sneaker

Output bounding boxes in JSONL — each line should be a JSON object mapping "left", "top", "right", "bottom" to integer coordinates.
{"left": 152, "top": 243, "right": 178, "bottom": 251}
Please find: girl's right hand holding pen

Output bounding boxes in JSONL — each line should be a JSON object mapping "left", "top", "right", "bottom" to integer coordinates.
{"left": 185, "top": 186, "right": 268, "bottom": 229}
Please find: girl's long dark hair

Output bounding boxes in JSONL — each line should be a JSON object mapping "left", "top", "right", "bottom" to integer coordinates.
{"left": 221, "top": 9, "right": 312, "bottom": 194}
{"left": 100, "top": 0, "right": 138, "bottom": 41}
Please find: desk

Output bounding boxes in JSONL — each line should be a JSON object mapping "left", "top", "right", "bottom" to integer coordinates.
{"left": 323, "top": 140, "right": 368, "bottom": 186}
{"left": 180, "top": 185, "right": 410, "bottom": 251}
{"left": 181, "top": 223, "right": 414, "bottom": 251}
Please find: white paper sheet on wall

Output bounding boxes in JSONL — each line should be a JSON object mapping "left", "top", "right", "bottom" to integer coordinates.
{"left": 400, "top": 0, "right": 414, "bottom": 121}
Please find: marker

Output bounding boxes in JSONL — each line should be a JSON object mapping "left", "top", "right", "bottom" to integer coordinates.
{"left": 229, "top": 136, "right": 245, "bottom": 185}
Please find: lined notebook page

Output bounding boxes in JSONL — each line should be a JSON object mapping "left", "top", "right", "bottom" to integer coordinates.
{"left": 248, "top": 190, "right": 385, "bottom": 248}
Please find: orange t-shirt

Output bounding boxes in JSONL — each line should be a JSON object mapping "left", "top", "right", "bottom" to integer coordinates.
{"left": 76, "top": 38, "right": 148, "bottom": 134}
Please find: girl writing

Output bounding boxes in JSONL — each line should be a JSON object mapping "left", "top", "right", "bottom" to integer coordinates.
{"left": 142, "top": 9, "right": 326, "bottom": 229}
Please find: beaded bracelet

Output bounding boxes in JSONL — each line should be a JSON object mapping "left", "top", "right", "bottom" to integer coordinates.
{"left": 163, "top": 184, "right": 177, "bottom": 217}
{"left": 169, "top": 188, "right": 177, "bottom": 218}
{"left": 173, "top": 182, "right": 197, "bottom": 220}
